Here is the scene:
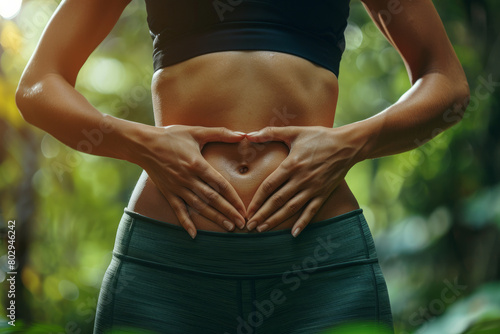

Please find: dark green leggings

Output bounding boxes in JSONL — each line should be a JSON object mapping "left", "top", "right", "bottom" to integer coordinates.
{"left": 94, "top": 209, "right": 393, "bottom": 334}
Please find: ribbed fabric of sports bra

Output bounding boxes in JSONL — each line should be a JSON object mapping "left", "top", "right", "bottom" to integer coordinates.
{"left": 145, "top": 0, "right": 351, "bottom": 76}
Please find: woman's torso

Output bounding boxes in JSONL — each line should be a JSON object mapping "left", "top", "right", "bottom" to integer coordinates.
{"left": 127, "top": 51, "right": 359, "bottom": 232}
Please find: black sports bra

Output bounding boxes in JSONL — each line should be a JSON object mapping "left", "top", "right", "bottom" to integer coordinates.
{"left": 144, "top": 0, "right": 351, "bottom": 77}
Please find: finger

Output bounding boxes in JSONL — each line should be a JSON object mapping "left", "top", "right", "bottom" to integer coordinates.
{"left": 192, "top": 126, "right": 246, "bottom": 147}
{"left": 167, "top": 195, "right": 197, "bottom": 239}
{"left": 248, "top": 183, "right": 296, "bottom": 230}
{"left": 186, "top": 206, "right": 236, "bottom": 232}
{"left": 246, "top": 164, "right": 291, "bottom": 223}
{"left": 254, "top": 191, "right": 311, "bottom": 232}
{"left": 291, "top": 197, "right": 325, "bottom": 237}
{"left": 198, "top": 166, "right": 247, "bottom": 221}
{"left": 192, "top": 179, "right": 245, "bottom": 229}
{"left": 183, "top": 186, "right": 238, "bottom": 232}
{"left": 245, "top": 126, "right": 298, "bottom": 146}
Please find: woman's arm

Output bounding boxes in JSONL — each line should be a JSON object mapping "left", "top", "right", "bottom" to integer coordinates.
{"left": 16, "top": 0, "right": 247, "bottom": 237}
{"left": 16, "top": 0, "right": 138, "bottom": 160}
{"left": 343, "top": 0, "right": 470, "bottom": 160}
{"left": 245, "top": 0, "right": 470, "bottom": 236}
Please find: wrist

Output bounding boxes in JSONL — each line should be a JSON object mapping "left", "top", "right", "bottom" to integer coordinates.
{"left": 104, "top": 115, "right": 159, "bottom": 166}
{"left": 334, "top": 118, "right": 379, "bottom": 165}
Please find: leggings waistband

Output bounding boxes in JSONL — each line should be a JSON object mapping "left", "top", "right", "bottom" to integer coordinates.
{"left": 112, "top": 208, "right": 379, "bottom": 278}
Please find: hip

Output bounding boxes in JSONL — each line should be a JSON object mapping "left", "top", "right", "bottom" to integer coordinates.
{"left": 111, "top": 208, "right": 378, "bottom": 277}
{"left": 94, "top": 209, "right": 394, "bottom": 333}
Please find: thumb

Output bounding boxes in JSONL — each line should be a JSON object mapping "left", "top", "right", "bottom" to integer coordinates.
{"left": 246, "top": 126, "right": 298, "bottom": 146}
{"left": 192, "top": 126, "right": 246, "bottom": 146}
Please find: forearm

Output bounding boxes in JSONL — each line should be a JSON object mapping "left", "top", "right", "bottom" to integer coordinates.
{"left": 342, "top": 70, "right": 470, "bottom": 164}
{"left": 16, "top": 72, "right": 153, "bottom": 164}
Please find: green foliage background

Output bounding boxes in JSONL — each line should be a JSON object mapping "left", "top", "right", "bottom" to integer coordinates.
{"left": 0, "top": 0, "right": 499, "bottom": 333}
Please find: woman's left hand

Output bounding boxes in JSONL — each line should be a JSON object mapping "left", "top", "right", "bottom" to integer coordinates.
{"left": 245, "top": 126, "right": 362, "bottom": 237}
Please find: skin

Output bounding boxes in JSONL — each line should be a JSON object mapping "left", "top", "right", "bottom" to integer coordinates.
{"left": 16, "top": 0, "right": 469, "bottom": 239}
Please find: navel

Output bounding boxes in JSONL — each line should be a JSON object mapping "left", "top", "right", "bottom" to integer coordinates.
{"left": 238, "top": 165, "right": 249, "bottom": 174}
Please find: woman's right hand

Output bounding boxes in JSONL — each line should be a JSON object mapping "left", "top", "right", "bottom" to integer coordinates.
{"left": 134, "top": 125, "right": 247, "bottom": 238}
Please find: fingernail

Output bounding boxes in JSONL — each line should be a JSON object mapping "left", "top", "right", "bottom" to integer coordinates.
{"left": 188, "top": 228, "right": 197, "bottom": 239}
{"left": 246, "top": 131, "right": 259, "bottom": 137}
{"left": 247, "top": 221, "right": 257, "bottom": 231}
{"left": 234, "top": 131, "right": 246, "bottom": 136}
{"left": 223, "top": 220, "right": 235, "bottom": 231}
{"left": 257, "top": 224, "right": 269, "bottom": 232}
{"left": 292, "top": 227, "right": 301, "bottom": 238}
{"left": 235, "top": 218, "right": 245, "bottom": 229}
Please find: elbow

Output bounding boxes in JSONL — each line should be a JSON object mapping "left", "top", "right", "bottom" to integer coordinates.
{"left": 456, "top": 78, "right": 470, "bottom": 110}
{"left": 15, "top": 78, "right": 39, "bottom": 126}
{"left": 454, "top": 78, "right": 471, "bottom": 122}
{"left": 442, "top": 77, "right": 470, "bottom": 126}
{"left": 15, "top": 85, "right": 29, "bottom": 123}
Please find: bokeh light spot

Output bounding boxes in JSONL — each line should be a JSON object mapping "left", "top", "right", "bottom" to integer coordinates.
{"left": 87, "top": 58, "right": 126, "bottom": 94}
{"left": 344, "top": 23, "right": 363, "bottom": 50}
{"left": 22, "top": 266, "right": 41, "bottom": 295}
{"left": 41, "top": 134, "right": 61, "bottom": 159}
{"left": 403, "top": 216, "right": 429, "bottom": 251}
{"left": 0, "top": 0, "right": 22, "bottom": 19}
